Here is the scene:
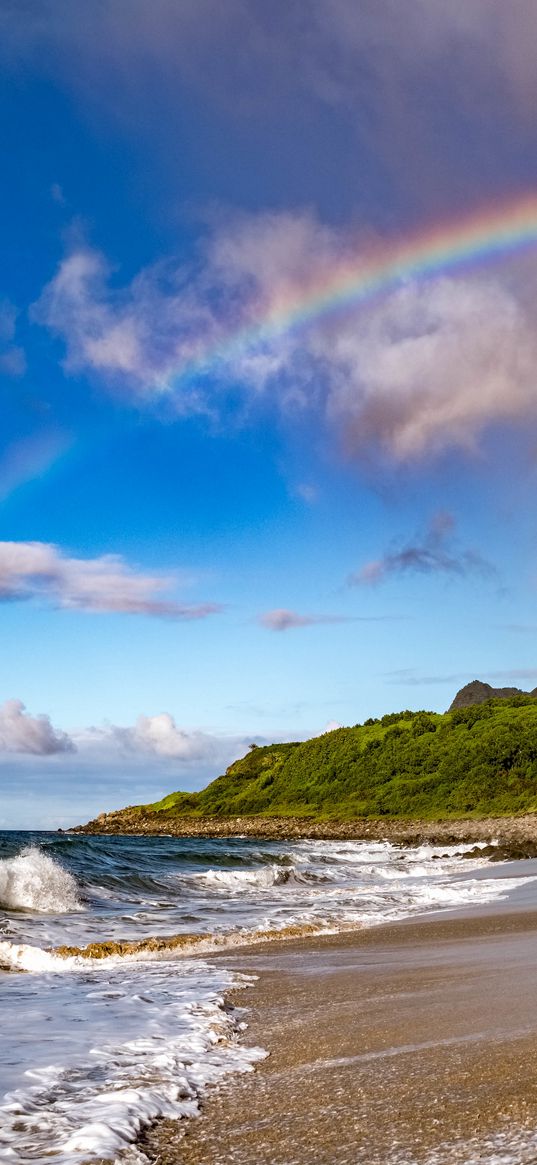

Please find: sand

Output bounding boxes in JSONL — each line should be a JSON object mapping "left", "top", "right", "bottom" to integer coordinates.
{"left": 141, "top": 905, "right": 537, "bottom": 1164}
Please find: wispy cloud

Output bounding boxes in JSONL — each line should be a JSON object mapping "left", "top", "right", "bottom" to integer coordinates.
{"left": 385, "top": 667, "right": 537, "bottom": 688}
{"left": 351, "top": 512, "right": 495, "bottom": 586}
{"left": 33, "top": 209, "right": 537, "bottom": 463}
{"left": 294, "top": 482, "right": 319, "bottom": 505}
{"left": 501, "top": 623, "right": 537, "bottom": 634}
{"left": 0, "top": 699, "right": 74, "bottom": 755}
{"left": 0, "top": 431, "right": 72, "bottom": 502}
{"left": 259, "top": 608, "right": 356, "bottom": 632}
{"left": 0, "top": 541, "right": 221, "bottom": 618}
{"left": 486, "top": 668, "right": 537, "bottom": 683}
{"left": 258, "top": 608, "right": 397, "bottom": 631}
{"left": 0, "top": 299, "right": 26, "bottom": 377}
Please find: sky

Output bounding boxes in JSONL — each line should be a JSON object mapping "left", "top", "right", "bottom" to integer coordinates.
{"left": 2, "top": 0, "right": 537, "bottom": 828}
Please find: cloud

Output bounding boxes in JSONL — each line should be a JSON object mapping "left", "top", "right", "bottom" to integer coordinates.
{"left": 0, "top": 702, "right": 261, "bottom": 777}
{"left": 32, "top": 246, "right": 224, "bottom": 406}
{"left": 322, "top": 275, "right": 537, "bottom": 462}
{"left": 75, "top": 712, "right": 256, "bottom": 770}
{"left": 33, "top": 211, "right": 537, "bottom": 462}
{"left": 351, "top": 512, "right": 495, "bottom": 586}
{"left": 0, "top": 431, "right": 72, "bottom": 502}
{"left": 3, "top": 1, "right": 537, "bottom": 213}
{"left": 259, "top": 608, "right": 355, "bottom": 632}
{"left": 294, "top": 483, "right": 319, "bottom": 504}
{"left": 486, "top": 668, "right": 537, "bottom": 683}
{"left": 124, "top": 714, "right": 224, "bottom": 761}
{"left": 32, "top": 212, "right": 339, "bottom": 408}
{"left": 502, "top": 624, "right": 537, "bottom": 634}
{"left": 50, "top": 182, "right": 66, "bottom": 206}
{"left": 320, "top": 720, "right": 342, "bottom": 734}
{"left": 0, "top": 541, "right": 221, "bottom": 618}
{"left": 0, "top": 300, "right": 26, "bottom": 378}
{"left": 385, "top": 667, "right": 537, "bottom": 687}
{"left": 0, "top": 699, "right": 74, "bottom": 754}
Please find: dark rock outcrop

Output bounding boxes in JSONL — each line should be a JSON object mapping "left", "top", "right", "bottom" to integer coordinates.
{"left": 449, "top": 680, "right": 537, "bottom": 711}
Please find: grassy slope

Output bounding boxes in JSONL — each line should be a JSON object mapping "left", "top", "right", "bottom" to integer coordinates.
{"left": 143, "top": 698, "right": 537, "bottom": 821}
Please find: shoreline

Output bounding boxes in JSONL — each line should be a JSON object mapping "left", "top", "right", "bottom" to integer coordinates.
{"left": 140, "top": 902, "right": 537, "bottom": 1164}
{"left": 71, "top": 810, "right": 537, "bottom": 852}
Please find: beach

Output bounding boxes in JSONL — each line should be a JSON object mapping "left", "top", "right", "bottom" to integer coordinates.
{"left": 2, "top": 833, "right": 537, "bottom": 1162}
{"left": 145, "top": 901, "right": 537, "bottom": 1164}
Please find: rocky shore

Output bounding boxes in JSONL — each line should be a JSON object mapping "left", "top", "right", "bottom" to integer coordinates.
{"left": 71, "top": 808, "right": 537, "bottom": 858}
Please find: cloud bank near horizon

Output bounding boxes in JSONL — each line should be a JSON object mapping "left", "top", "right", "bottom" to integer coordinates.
{"left": 0, "top": 703, "right": 254, "bottom": 767}
{"left": 0, "top": 541, "right": 220, "bottom": 619}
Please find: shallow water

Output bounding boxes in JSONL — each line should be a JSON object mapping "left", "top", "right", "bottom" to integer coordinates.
{"left": 0, "top": 830, "right": 534, "bottom": 1163}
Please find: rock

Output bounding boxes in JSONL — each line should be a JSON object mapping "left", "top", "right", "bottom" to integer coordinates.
{"left": 449, "top": 680, "right": 530, "bottom": 711}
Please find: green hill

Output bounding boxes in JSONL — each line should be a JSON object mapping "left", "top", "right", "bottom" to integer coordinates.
{"left": 140, "top": 696, "right": 537, "bottom": 822}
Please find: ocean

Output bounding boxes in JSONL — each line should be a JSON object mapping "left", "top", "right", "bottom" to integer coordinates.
{"left": 0, "top": 830, "right": 535, "bottom": 1163}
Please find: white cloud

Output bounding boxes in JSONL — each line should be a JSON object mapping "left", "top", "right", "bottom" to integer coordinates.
{"left": 0, "top": 541, "right": 221, "bottom": 619}
{"left": 123, "top": 713, "right": 215, "bottom": 760}
{"left": 320, "top": 720, "right": 342, "bottom": 734}
{"left": 322, "top": 276, "right": 537, "bottom": 461}
{"left": 75, "top": 712, "right": 253, "bottom": 768}
{"left": 33, "top": 210, "right": 537, "bottom": 463}
{"left": 32, "top": 247, "right": 224, "bottom": 406}
{"left": 0, "top": 702, "right": 255, "bottom": 772}
{"left": 0, "top": 700, "right": 74, "bottom": 755}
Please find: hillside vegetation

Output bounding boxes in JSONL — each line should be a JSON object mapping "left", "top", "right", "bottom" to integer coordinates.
{"left": 142, "top": 697, "right": 537, "bottom": 821}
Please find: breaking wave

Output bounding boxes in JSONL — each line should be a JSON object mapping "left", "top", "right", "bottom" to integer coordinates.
{"left": 193, "top": 863, "right": 325, "bottom": 891}
{"left": 0, "top": 847, "right": 81, "bottom": 914}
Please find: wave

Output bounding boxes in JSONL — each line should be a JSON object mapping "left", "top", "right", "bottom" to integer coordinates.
{"left": 0, "top": 920, "right": 329, "bottom": 972}
{"left": 0, "top": 939, "right": 70, "bottom": 973}
{"left": 0, "top": 847, "right": 81, "bottom": 914}
{"left": 192, "top": 863, "right": 327, "bottom": 891}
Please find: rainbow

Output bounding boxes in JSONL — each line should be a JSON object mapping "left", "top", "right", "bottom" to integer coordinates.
{"left": 176, "top": 192, "right": 537, "bottom": 384}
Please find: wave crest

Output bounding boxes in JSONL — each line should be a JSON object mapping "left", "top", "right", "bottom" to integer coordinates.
{"left": 0, "top": 847, "right": 81, "bottom": 913}
{"left": 194, "top": 863, "right": 324, "bottom": 891}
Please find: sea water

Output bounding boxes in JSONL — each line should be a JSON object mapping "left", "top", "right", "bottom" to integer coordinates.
{"left": 0, "top": 830, "right": 535, "bottom": 1163}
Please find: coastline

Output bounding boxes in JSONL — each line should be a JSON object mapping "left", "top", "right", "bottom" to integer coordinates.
{"left": 141, "top": 902, "right": 537, "bottom": 1164}
{"left": 71, "top": 810, "right": 537, "bottom": 854}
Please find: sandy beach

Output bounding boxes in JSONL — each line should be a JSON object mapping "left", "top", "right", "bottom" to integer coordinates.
{"left": 142, "top": 894, "right": 537, "bottom": 1164}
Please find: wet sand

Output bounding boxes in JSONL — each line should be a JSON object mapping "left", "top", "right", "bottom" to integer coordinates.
{"left": 142, "top": 905, "right": 537, "bottom": 1164}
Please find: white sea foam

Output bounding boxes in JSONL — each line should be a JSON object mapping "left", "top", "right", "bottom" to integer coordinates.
{"left": 0, "top": 847, "right": 81, "bottom": 913}
{"left": 0, "top": 957, "right": 264, "bottom": 1164}
{"left": 194, "top": 863, "right": 322, "bottom": 891}
{"left": 1, "top": 833, "right": 536, "bottom": 1164}
{"left": 0, "top": 938, "right": 74, "bottom": 973}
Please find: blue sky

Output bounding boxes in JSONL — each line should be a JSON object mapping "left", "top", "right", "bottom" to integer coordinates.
{"left": 2, "top": 1, "right": 537, "bottom": 827}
